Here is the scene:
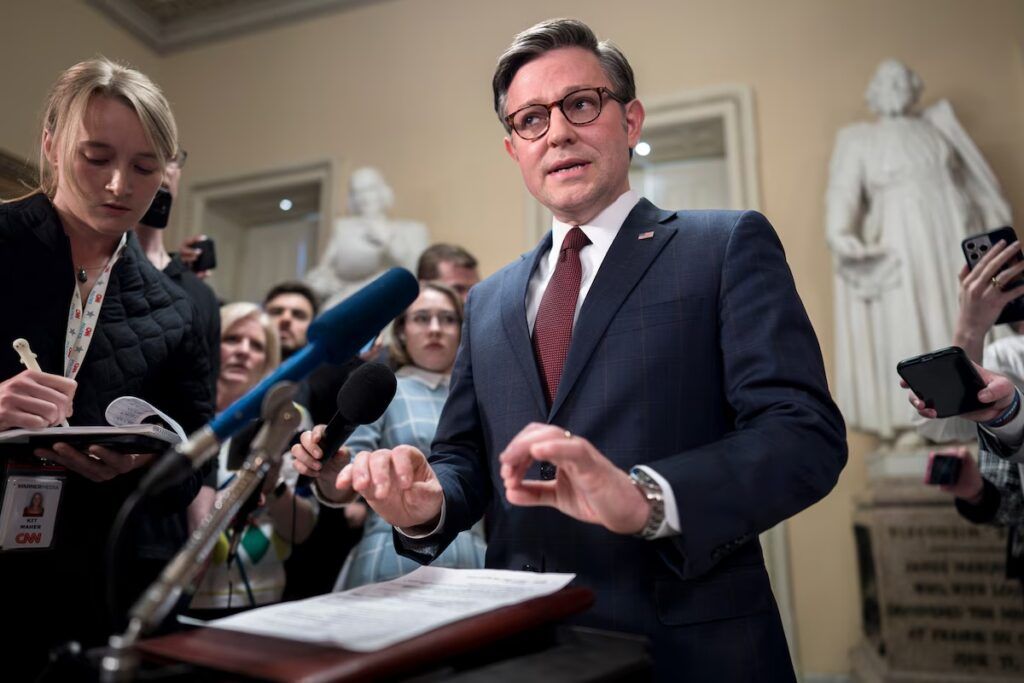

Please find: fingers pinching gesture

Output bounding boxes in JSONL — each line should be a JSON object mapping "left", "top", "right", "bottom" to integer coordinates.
{"left": 499, "top": 423, "right": 650, "bottom": 536}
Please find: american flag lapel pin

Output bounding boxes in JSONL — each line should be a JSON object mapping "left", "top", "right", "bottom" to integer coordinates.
{"left": 638, "top": 230, "right": 655, "bottom": 240}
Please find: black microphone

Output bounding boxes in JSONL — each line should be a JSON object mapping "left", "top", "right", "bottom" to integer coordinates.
{"left": 318, "top": 363, "right": 398, "bottom": 460}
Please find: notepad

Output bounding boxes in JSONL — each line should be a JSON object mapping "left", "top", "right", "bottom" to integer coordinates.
{"left": 0, "top": 396, "right": 187, "bottom": 454}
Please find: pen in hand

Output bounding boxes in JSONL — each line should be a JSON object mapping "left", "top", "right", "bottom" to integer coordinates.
{"left": 13, "top": 338, "right": 71, "bottom": 428}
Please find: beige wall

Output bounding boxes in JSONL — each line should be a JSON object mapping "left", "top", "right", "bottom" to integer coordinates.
{"left": 0, "top": 1, "right": 161, "bottom": 169}
{"left": 5, "top": 0, "right": 1024, "bottom": 675}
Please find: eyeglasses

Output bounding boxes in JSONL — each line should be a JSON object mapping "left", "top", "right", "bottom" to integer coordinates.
{"left": 406, "top": 310, "right": 460, "bottom": 328}
{"left": 172, "top": 148, "right": 188, "bottom": 168}
{"left": 505, "top": 87, "right": 625, "bottom": 141}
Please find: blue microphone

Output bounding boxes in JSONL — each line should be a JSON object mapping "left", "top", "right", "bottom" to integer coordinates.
{"left": 138, "top": 268, "right": 419, "bottom": 494}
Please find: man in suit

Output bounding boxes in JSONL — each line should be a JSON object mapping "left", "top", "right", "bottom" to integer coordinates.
{"left": 294, "top": 18, "right": 846, "bottom": 680}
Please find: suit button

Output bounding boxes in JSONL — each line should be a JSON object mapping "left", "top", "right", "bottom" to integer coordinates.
{"left": 522, "top": 563, "right": 539, "bottom": 572}
{"left": 539, "top": 463, "right": 557, "bottom": 480}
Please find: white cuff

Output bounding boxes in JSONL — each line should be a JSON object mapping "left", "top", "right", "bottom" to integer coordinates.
{"left": 311, "top": 478, "right": 356, "bottom": 509}
{"left": 635, "top": 465, "right": 680, "bottom": 539}
{"left": 396, "top": 496, "right": 447, "bottom": 539}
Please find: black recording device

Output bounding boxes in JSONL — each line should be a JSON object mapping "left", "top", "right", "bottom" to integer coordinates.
{"left": 140, "top": 186, "right": 172, "bottom": 228}
{"left": 961, "top": 226, "right": 1024, "bottom": 324}
{"left": 925, "top": 452, "right": 963, "bottom": 486}
{"left": 896, "top": 346, "right": 989, "bottom": 418}
{"left": 190, "top": 237, "right": 217, "bottom": 272}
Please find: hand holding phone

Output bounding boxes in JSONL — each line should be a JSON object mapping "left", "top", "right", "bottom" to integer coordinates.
{"left": 960, "top": 227, "right": 1024, "bottom": 325}
{"left": 179, "top": 235, "right": 216, "bottom": 274}
{"left": 925, "top": 452, "right": 963, "bottom": 486}
{"left": 899, "top": 348, "right": 1018, "bottom": 423}
{"left": 189, "top": 238, "right": 216, "bottom": 273}
{"left": 924, "top": 448, "right": 984, "bottom": 504}
{"left": 897, "top": 346, "right": 989, "bottom": 418}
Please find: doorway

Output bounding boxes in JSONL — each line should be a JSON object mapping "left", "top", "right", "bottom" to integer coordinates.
{"left": 187, "top": 162, "right": 333, "bottom": 304}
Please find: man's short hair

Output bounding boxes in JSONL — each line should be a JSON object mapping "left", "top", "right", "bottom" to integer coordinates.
{"left": 263, "top": 281, "right": 320, "bottom": 317}
{"left": 492, "top": 18, "right": 636, "bottom": 134}
{"left": 417, "top": 243, "right": 479, "bottom": 281}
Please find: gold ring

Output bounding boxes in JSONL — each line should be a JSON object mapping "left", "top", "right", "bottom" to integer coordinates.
{"left": 992, "top": 275, "right": 1004, "bottom": 290}
{"left": 563, "top": 430, "right": 572, "bottom": 439}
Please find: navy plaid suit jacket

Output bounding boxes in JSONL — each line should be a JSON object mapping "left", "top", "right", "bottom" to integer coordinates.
{"left": 396, "top": 200, "right": 847, "bottom": 680}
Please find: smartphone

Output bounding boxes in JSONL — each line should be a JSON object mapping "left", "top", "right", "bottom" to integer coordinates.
{"left": 961, "top": 226, "right": 1024, "bottom": 324}
{"left": 925, "top": 452, "right": 963, "bottom": 486}
{"left": 896, "top": 346, "right": 988, "bottom": 418}
{"left": 190, "top": 238, "right": 217, "bottom": 272}
{"left": 140, "top": 187, "right": 173, "bottom": 228}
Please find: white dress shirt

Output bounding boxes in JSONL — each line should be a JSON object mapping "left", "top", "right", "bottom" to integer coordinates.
{"left": 526, "top": 190, "right": 640, "bottom": 333}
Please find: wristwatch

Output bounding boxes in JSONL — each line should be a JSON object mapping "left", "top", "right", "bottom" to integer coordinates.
{"left": 629, "top": 468, "right": 665, "bottom": 540}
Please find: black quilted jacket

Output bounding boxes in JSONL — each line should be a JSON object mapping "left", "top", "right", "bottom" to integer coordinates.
{"left": 0, "top": 193, "right": 215, "bottom": 659}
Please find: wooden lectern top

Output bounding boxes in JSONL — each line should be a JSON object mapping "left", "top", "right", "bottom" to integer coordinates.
{"left": 138, "top": 585, "right": 594, "bottom": 682}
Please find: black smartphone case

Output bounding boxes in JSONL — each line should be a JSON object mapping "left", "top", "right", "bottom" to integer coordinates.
{"left": 896, "top": 346, "right": 988, "bottom": 418}
{"left": 961, "top": 226, "right": 1024, "bottom": 324}
{"left": 926, "top": 454, "right": 963, "bottom": 486}
{"left": 191, "top": 239, "right": 217, "bottom": 272}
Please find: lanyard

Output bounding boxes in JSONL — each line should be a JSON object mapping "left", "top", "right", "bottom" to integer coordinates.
{"left": 64, "top": 234, "right": 127, "bottom": 380}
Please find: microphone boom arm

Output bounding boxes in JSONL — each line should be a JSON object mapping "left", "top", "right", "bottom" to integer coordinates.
{"left": 101, "top": 382, "right": 302, "bottom": 680}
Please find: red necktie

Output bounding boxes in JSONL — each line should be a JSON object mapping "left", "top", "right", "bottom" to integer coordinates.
{"left": 533, "top": 226, "right": 591, "bottom": 407}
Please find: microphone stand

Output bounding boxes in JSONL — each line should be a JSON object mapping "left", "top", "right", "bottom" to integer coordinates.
{"left": 100, "top": 382, "right": 302, "bottom": 682}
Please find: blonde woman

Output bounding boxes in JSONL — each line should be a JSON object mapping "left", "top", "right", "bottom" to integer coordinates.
{"left": 188, "top": 303, "right": 318, "bottom": 612}
{"left": 0, "top": 58, "right": 213, "bottom": 677}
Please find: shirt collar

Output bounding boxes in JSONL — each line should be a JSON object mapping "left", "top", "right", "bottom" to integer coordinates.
{"left": 550, "top": 189, "right": 640, "bottom": 253}
{"left": 396, "top": 364, "right": 450, "bottom": 389}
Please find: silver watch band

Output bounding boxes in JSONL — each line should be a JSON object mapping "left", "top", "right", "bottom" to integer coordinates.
{"left": 629, "top": 468, "right": 665, "bottom": 540}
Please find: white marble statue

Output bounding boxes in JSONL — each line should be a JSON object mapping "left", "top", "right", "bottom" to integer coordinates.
{"left": 306, "top": 167, "right": 429, "bottom": 308}
{"left": 826, "top": 59, "right": 1011, "bottom": 441}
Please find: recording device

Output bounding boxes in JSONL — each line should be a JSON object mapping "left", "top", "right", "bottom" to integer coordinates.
{"left": 961, "top": 226, "right": 1024, "bottom": 324}
{"left": 319, "top": 363, "right": 398, "bottom": 459}
{"left": 925, "top": 451, "right": 963, "bottom": 486}
{"left": 189, "top": 237, "right": 217, "bottom": 272}
{"left": 896, "top": 346, "right": 989, "bottom": 418}
{"left": 139, "top": 187, "right": 173, "bottom": 228}
{"left": 136, "top": 267, "right": 419, "bottom": 495}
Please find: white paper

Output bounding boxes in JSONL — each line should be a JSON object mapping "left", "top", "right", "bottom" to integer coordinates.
{"left": 105, "top": 396, "right": 187, "bottom": 441}
{"left": 207, "top": 566, "right": 576, "bottom": 652}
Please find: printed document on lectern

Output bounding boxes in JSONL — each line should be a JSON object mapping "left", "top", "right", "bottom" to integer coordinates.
{"left": 207, "top": 566, "right": 576, "bottom": 651}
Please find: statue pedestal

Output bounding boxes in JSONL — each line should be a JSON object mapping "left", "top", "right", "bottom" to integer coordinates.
{"left": 851, "top": 448, "right": 1024, "bottom": 682}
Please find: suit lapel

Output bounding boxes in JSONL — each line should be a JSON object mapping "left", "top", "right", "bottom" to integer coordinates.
{"left": 500, "top": 233, "right": 551, "bottom": 417}
{"left": 549, "top": 199, "right": 678, "bottom": 419}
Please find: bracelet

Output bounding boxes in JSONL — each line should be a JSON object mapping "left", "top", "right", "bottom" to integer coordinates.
{"left": 984, "top": 389, "right": 1021, "bottom": 428}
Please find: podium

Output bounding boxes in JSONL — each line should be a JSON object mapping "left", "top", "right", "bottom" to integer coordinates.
{"left": 136, "top": 586, "right": 650, "bottom": 682}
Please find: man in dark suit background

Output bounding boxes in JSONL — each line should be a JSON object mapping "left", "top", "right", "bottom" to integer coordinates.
{"left": 295, "top": 18, "right": 846, "bottom": 680}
